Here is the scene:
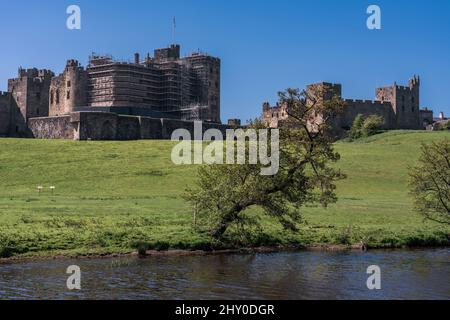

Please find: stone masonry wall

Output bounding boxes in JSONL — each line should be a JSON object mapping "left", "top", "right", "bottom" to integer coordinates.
{"left": 28, "top": 115, "right": 74, "bottom": 139}
{"left": 333, "top": 99, "right": 397, "bottom": 130}
{"left": 27, "top": 112, "right": 234, "bottom": 141}
{"left": 0, "top": 92, "right": 11, "bottom": 136}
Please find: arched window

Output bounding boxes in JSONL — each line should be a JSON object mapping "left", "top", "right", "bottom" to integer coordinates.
{"left": 56, "top": 90, "right": 60, "bottom": 104}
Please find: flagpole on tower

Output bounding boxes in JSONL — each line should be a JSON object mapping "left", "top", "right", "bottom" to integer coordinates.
{"left": 172, "top": 17, "right": 176, "bottom": 43}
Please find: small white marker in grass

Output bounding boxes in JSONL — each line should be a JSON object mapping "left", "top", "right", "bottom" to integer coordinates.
{"left": 50, "top": 186, "right": 55, "bottom": 195}
{"left": 37, "top": 186, "right": 43, "bottom": 195}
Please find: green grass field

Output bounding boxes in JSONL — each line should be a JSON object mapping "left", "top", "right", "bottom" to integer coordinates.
{"left": 1, "top": 130, "right": 449, "bottom": 258}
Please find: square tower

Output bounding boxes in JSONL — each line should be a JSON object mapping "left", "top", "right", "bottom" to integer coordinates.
{"left": 375, "top": 76, "right": 421, "bottom": 129}
{"left": 7, "top": 68, "right": 54, "bottom": 135}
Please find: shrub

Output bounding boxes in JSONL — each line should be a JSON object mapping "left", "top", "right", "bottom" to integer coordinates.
{"left": 444, "top": 121, "right": 450, "bottom": 130}
{"left": 348, "top": 114, "right": 384, "bottom": 140}
{"left": 348, "top": 114, "right": 364, "bottom": 140}
{"left": 361, "top": 115, "right": 384, "bottom": 137}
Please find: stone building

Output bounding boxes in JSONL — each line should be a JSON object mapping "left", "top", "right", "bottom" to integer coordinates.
{"left": 419, "top": 108, "right": 434, "bottom": 127}
{"left": 0, "top": 44, "right": 231, "bottom": 140}
{"left": 61, "top": 44, "right": 221, "bottom": 123}
{"left": 6, "top": 68, "right": 54, "bottom": 136}
{"left": 49, "top": 60, "right": 87, "bottom": 116}
{"left": 227, "top": 118, "right": 242, "bottom": 126}
{"left": 263, "top": 76, "right": 429, "bottom": 133}
{"left": 0, "top": 91, "right": 12, "bottom": 136}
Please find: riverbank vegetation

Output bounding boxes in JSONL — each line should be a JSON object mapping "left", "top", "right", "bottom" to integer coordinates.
{"left": 1, "top": 131, "right": 450, "bottom": 258}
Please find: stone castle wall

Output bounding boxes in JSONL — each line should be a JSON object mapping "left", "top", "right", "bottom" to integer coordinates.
{"left": 28, "top": 112, "right": 233, "bottom": 141}
{"left": 334, "top": 99, "right": 397, "bottom": 130}
{"left": 28, "top": 115, "right": 75, "bottom": 139}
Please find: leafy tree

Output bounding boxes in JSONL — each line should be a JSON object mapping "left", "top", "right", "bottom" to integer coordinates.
{"left": 348, "top": 114, "right": 384, "bottom": 140}
{"left": 185, "top": 87, "right": 346, "bottom": 240}
{"left": 348, "top": 114, "right": 364, "bottom": 140}
{"left": 409, "top": 140, "right": 450, "bottom": 225}
{"left": 361, "top": 115, "right": 384, "bottom": 137}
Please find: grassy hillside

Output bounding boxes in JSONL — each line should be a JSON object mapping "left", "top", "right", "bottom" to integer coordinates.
{"left": 0, "top": 131, "right": 449, "bottom": 258}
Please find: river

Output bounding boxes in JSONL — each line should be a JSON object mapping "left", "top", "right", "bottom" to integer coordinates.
{"left": 0, "top": 249, "right": 449, "bottom": 300}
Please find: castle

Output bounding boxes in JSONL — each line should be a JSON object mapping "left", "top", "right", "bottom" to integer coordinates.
{"left": 0, "top": 44, "right": 230, "bottom": 140}
{"left": 263, "top": 76, "right": 435, "bottom": 134}
{"left": 0, "top": 50, "right": 441, "bottom": 141}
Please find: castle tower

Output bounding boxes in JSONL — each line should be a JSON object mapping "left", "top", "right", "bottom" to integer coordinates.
{"left": 182, "top": 53, "right": 221, "bottom": 123}
{"left": 0, "top": 91, "right": 12, "bottom": 136}
{"left": 7, "top": 68, "right": 54, "bottom": 135}
{"left": 306, "top": 82, "right": 342, "bottom": 102}
{"left": 375, "top": 76, "right": 421, "bottom": 129}
{"left": 50, "top": 60, "right": 87, "bottom": 116}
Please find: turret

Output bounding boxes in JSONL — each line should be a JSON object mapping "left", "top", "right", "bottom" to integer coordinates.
{"left": 409, "top": 75, "right": 420, "bottom": 89}
{"left": 50, "top": 60, "right": 87, "bottom": 116}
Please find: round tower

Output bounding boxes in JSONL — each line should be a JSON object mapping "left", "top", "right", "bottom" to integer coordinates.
{"left": 63, "top": 60, "right": 87, "bottom": 114}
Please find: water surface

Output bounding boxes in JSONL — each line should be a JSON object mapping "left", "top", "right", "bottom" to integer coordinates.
{"left": 0, "top": 249, "right": 449, "bottom": 299}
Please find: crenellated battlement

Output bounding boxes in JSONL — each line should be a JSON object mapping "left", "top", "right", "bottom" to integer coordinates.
{"left": 344, "top": 99, "right": 390, "bottom": 105}
{"left": 65, "top": 59, "right": 83, "bottom": 70}
{"left": 16, "top": 68, "right": 54, "bottom": 80}
{"left": 395, "top": 85, "right": 412, "bottom": 91}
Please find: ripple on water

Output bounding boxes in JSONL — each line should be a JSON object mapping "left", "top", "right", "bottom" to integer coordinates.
{"left": 0, "top": 249, "right": 449, "bottom": 300}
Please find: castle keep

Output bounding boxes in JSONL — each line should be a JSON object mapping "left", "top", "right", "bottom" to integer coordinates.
{"left": 263, "top": 76, "right": 433, "bottom": 133}
{"left": 0, "top": 45, "right": 227, "bottom": 140}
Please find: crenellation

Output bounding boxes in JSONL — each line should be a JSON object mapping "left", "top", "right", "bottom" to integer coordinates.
{"left": 263, "top": 76, "right": 430, "bottom": 133}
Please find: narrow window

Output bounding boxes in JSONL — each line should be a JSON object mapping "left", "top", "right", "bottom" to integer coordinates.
{"left": 56, "top": 90, "right": 60, "bottom": 104}
{"left": 50, "top": 90, "right": 54, "bottom": 104}
{"left": 67, "top": 91, "right": 70, "bottom": 100}
{"left": 67, "top": 81, "right": 71, "bottom": 87}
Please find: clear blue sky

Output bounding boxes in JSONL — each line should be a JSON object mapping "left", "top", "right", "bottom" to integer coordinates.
{"left": 0, "top": 0, "right": 449, "bottom": 122}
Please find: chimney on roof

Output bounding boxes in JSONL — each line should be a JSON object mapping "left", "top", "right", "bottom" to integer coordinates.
{"left": 134, "top": 52, "right": 140, "bottom": 65}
